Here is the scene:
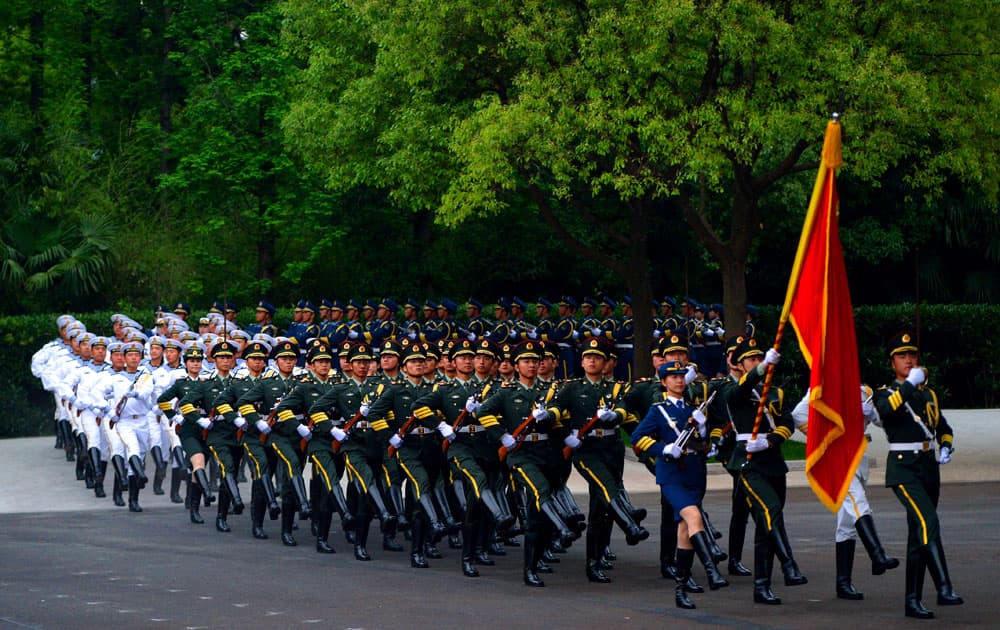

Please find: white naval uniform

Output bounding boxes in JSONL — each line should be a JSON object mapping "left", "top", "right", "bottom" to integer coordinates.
{"left": 104, "top": 369, "right": 156, "bottom": 473}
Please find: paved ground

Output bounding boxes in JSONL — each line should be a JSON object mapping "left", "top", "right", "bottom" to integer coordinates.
{"left": 0, "top": 408, "right": 995, "bottom": 629}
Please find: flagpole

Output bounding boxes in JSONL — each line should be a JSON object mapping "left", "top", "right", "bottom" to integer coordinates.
{"left": 749, "top": 115, "right": 843, "bottom": 447}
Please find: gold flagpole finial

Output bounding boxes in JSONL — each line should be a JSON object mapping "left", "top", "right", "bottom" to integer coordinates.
{"left": 822, "top": 113, "right": 844, "bottom": 169}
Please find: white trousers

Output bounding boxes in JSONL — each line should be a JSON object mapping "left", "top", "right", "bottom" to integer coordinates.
{"left": 835, "top": 455, "right": 872, "bottom": 542}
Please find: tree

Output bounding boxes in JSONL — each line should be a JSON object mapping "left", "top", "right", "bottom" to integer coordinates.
{"left": 283, "top": 0, "right": 999, "bottom": 375}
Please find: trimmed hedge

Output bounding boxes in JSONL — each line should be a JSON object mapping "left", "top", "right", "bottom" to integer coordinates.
{"left": 3, "top": 305, "right": 996, "bottom": 438}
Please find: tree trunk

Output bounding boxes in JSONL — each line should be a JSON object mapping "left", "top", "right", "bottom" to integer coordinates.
{"left": 720, "top": 254, "right": 748, "bottom": 343}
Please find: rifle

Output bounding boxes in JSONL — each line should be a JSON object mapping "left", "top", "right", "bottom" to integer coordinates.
{"left": 331, "top": 409, "right": 365, "bottom": 453}
{"left": 498, "top": 403, "right": 546, "bottom": 461}
{"left": 387, "top": 415, "right": 417, "bottom": 458}
{"left": 259, "top": 403, "right": 281, "bottom": 444}
{"left": 442, "top": 392, "right": 480, "bottom": 454}
{"left": 562, "top": 405, "right": 606, "bottom": 460}
{"left": 676, "top": 390, "right": 717, "bottom": 452}
{"left": 202, "top": 407, "right": 216, "bottom": 441}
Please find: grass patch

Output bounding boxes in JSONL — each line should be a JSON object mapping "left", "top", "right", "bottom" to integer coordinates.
{"left": 781, "top": 439, "right": 807, "bottom": 461}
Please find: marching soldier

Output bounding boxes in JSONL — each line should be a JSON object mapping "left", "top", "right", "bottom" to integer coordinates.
{"left": 271, "top": 343, "right": 339, "bottom": 546}
{"left": 178, "top": 340, "right": 244, "bottom": 532}
{"left": 105, "top": 341, "right": 156, "bottom": 513}
{"left": 874, "top": 332, "right": 962, "bottom": 619}
{"left": 478, "top": 342, "right": 582, "bottom": 587}
{"left": 552, "top": 337, "right": 648, "bottom": 584}
{"left": 234, "top": 340, "right": 306, "bottom": 540}
{"left": 723, "top": 337, "right": 807, "bottom": 605}
{"left": 308, "top": 344, "right": 396, "bottom": 561}
{"left": 631, "top": 361, "right": 730, "bottom": 609}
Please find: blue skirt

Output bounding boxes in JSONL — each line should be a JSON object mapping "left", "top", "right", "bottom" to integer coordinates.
{"left": 658, "top": 454, "right": 707, "bottom": 522}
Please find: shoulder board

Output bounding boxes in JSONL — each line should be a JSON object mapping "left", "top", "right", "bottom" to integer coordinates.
{"left": 262, "top": 369, "right": 277, "bottom": 379}
{"left": 298, "top": 375, "right": 312, "bottom": 383}
{"left": 632, "top": 377, "right": 655, "bottom": 384}
{"left": 500, "top": 382, "right": 517, "bottom": 389}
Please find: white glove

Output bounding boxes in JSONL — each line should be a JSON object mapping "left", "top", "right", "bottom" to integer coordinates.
{"left": 861, "top": 399, "right": 875, "bottom": 419}
{"left": 330, "top": 427, "right": 347, "bottom": 442}
{"left": 68, "top": 395, "right": 77, "bottom": 404}
{"left": 684, "top": 364, "right": 697, "bottom": 385}
{"left": 125, "top": 390, "right": 139, "bottom": 399}
{"left": 467, "top": 333, "right": 476, "bottom": 341}
{"left": 937, "top": 446, "right": 952, "bottom": 464}
{"left": 347, "top": 330, "right": 359, "bottom": 340}
{"left": 706, "top": 444, "right": 719, "bottom": 459}
{"left": 296, "top": 424, "right": 312, "bottom": 439}
{"left": 571, "top": 330, "right": 580, "bottom": 339}
{"left": 255, "top": 419, "right": 271, "bottom": 434}
{"left": 563, "top": 432, "right": 582, "bottom": 450}
{"left": 692, "top": 409, "right": 707, "bottom": 428}
{"left": 906, "top": 367, "right": 926, "bottom": 387}
{"left": 590, "top": 327, "right": 602, "bottom": 336}
{"left": 663, "top": 442, "right": 682, "bottom": 459}
{"left": 527, "top": 331, "right": 538, "bottom": 339}
{"left": 501, "top": 433, "right": 517, "bottom": 449}
{"left": 233, "top": 417, "right": 247, "bottom": 429}
{"left": 704, "top": 328, "right": 715, "bottom": 338}
{"left": 746, "top": 436, "right": 769, "bottom": 453}
{"left": 762, "top": 348, "right": 780, "bottom": 367}
{"left": 465, "top": 396, "right": 480, "bottom": 414}
{"left": 196, "top": 418, "right": 213, "bottom": 430}
{"left": 508, "top": 329, "right": 518, "bottom": 339}
{"left": 174, "top": 415, "right": 185, "bottom": 426}
{"left": 437, "top": 422, "right": 456, "bottom": 441}
{"left": 716, "top": 328, "right": 725, "bottom": 337}
{"left": 359, "top": 402, "right": 371, "bottom": 417}
{"left": 653, "top": 330, "right": 662, "bottom": 339}
{"left": 408, "top": 332, "right": 417, "bottom": 340}
{"left": 532, "top": 407, "right": 550, "bottom": 422}
{"left": 389, "top": 434, "right": 404, "bottom": 449}
{"left": 597, "top": 408, "right": 618, "bottom": 424}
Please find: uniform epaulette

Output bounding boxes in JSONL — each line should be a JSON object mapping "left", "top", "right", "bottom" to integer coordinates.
{"left": 500, "top": 381, "right": 517, "bottom": 388}
{"left": 262, "top": 369, "right": 277, "bottom": 379}
{"left": 632, "top": 377, "right": 655, "bottom": 384}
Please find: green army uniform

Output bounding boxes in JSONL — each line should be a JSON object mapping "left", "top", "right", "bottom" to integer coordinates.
{"left": 723, "top": 337, "right": 806, "bottom": 604}
{"left": 307, "top": 344, "right": 394, "bottom": 561}
{"left": 368, "top": 344, "right": 444, "bottom": 567}
{"left": 368, "top": 340, "right": 409, "bottom": 549}
{"left": 233, "top": 344, "right": 301, "bottom": 538}
{"left": 478, "top": 342, "right": 580, "bottom": 587}
{"left": 874, "top": 332, "right": 961, "bottom": 618}
{"left": 550, "top": 338, "right": 647, "bottom": 583}
{"left": 271, "top": 349, "right": 338, "bottom": 545}
{"left": 178, "top": 341, "right": 243, "bottom": 532}
{"left": 412, "top": 353, "right": 513, "bottom": 577}
{"left": 156, "top": 351, "right": 214, "bottom": 518}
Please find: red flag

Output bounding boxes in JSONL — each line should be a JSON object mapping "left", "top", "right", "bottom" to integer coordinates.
{"left": 784, "top": 119, "right": 866, "bottom": 512}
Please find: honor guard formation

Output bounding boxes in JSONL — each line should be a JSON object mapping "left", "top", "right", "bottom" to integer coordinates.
{"left": 32, "top": 298, "right": 963, "bottom": 618}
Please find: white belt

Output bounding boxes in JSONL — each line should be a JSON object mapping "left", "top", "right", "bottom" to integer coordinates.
{"left": 615, "top": 344, "right": 633, "bottom": 349}
{"left": 354, "top": 421, "right": 372, "bottom": 430}
{"left": 520, "top": 433, "right": 549, "bottom": 443}
{"left": 587, "top": 428, "right": 618, "bottom": 438}
{"left": 458, "top": 425, "right": 484, "bottom": 434}
{"left": 888, "top": 441, "right": 933, "bottom": 452}
{"left": 409, "top": 427, "right": 432, "bottom": 436}
{"left": 736, "top": 433, "right": 756, "bottom": 442}
{"left": 557, "top": 343, "right": 571, "bottom": 349}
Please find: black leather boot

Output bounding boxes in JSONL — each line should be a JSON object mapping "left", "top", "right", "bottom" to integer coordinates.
{"left": 127, "top": 476, "right": 143, "bottom": 513}
{"left": 728, "top": 483, "right": 752, "bottom": 575}
{"left": 251, "top": 482, "right": 268, "bottom": 539}
{"left": 753, "top": 540, "right": 781, "bottom": 605}
{"left": 855, "top": 514, "right": 899, "bottom": 575}
{"left": 354, "top": 515, "right": 372, "bottom": 561}
{"left": 81, "top": 439, "right": 94, "bottom": 489}
{"left": 112, "top": 473, "right": 126, "bottom": 507}
{"left": 316, "top": 498, "right": 336, "bottom": 554}
{"left": 290, "top": 474, "right": 311, "bottom": 519}
{"left": 609, "top": 496, "right": 648, "bottom": 546}
{"left": 223, "top": 475, "right": 244, "bottom": 515}
{"left": 189, "top": 483, "right": 205, "bottom": 524}
{"left": 836, "top": 540, "right": 864, "bottom": 600}
{"left": 150, "top": 446, "right": 167, "bottom": 495}
{"left": 94, "top": 460, "right": 107, "bottom": 498}
{"left": 54, "top": 418, "right": 64, "bottom": 449}
{"left": 925, "top": 537, "right": 963, "bottom": 606}
{"left": 410, "top": 516, "right": 429, "bottom": 568}
{"left": 770, "top": 518, "right": 807, "bottom": 586}
{"left": 418, "top": 494, "right": 448, "bottom": 542}
{"left": 462, "top": 525, "right": 480, "bottom": 577}
{"left": 480, "top": 488, "right": 516, "bottom": 534}
{"left": 522, "top": 532, "right": 544, "bottom": 587}
{"left": 127, "top": 455, "right": 148, "bottom": 488}
{"left": 540, "top": 500, "right": 580, "bottom": 548}
{"left": 365, "top": 485, "right": 395, "bottom": 531}
{"left": 691, "top": 530, "right": 729, "bottom": 590}
{"left": 281, "top": 495, "right": 297, "bottom": 546}
{"left": 434, "top": 484, "right": 461, "bottom": 535}
{"left": 388, "top": 485, "right": 410, "bottom": 531}
{"left": 194, "top": 468, "right": 215, "bottom": 505}
{"left": 585, "top": 526, "right": 610, "bottom": 583}
{"left": 329, "top": 481, "right": 352, "bottom": 530}
{"left": 618, "top": 488, "right": 647, "bottom": 524}
{"left": 674, "top": 548, "right": 696, "bottom": 609}
{"left": 215, "top": 486, "right": 232, "bottom": 532}
{"left": 905, "top": 547, "right": 934, "bottom": 619}
{"left": 169, "top": 468, "right": 184, "bottom": 504}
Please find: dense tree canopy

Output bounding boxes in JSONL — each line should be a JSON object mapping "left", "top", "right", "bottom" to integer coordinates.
{"left": 1, "top": 1, "right": 997, "bottom": 350}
